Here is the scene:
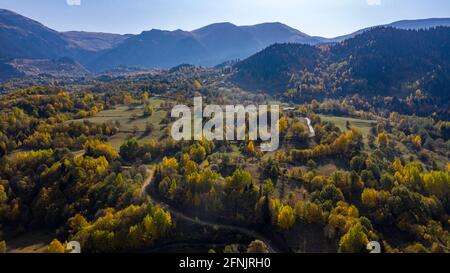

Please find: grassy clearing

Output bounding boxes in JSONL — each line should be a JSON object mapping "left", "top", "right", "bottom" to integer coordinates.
{"left": 318, "top": 115, "right": 376, "bottom": 137}
{"left": 318, "top": 114, "right": 377, "bottom": 149}
{"left": 70, "top": 97, "right": 171, "bottom": 150}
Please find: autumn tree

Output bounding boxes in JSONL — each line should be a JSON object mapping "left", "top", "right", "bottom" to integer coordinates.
{"left": 142, "top": 91, "right": 149, "bottom": 103}
{"left": 291, "top": 121, "right": 308, "bottom": 142}
{"left": 247, "top": 141, "right": 256, "bottom": 156}
{"left": 278, "top": 117, "right": 289, "bottom": 135}
{"left": 412, "top": 135, "right": 422, "bottom": 149}
{"left": 376, "top": 132, "right": 389, "bottom": 148}
{"left": 68, "top": 214, "right": 89, "bottom": 235}
{"left": 295, "top": 200, "right": 324, "bottom": 225}
{"left": 158, "top": 157, "right": 179, "bottom": 179}
{"left": 143, "top": 106, "right": 154, "bottom": 117}
{"left": 277, "top": 205, "right": 296, "bottom": 229}
{"left": 83, "top": 139, "right": 118, "bottom": 162}
{"left": 0, "top": 240, "right": 6, "bottom": 253}
{"left": 193, "top": 80, "right": 203, "bottom": 90}
{"left": 48, "top": 239, "right": 65, "bottom": 253}
{"left": 338, "top": 222, "right": 369, "bottom": 253}
{"left": 247, "top": 240, "right": 269, "bottom": 253}
{"left": 189, "top": 145, "right": 206, "bottom": 164}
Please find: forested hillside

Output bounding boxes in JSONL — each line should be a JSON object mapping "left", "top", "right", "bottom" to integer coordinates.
{"left": 232, "top": 27, "right": 450, "bottom": 101}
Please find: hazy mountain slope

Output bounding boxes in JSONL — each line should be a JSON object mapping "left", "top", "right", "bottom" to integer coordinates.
{"left": 62, "top": 31, "right": 133, "bottom": 51}
{"left": 0, "top": 59, "right": 23, "bottom": 82}
{"left": 242, "top": 22, "right": 327, "bottom": 45}
{"left": 192, "top": 23, "right": 261, "bottom": 64}
{"left": 0, "top": 9, "right": 129, "bottom": 77}
{"left": 89, "top": 29, "right": 208, "bottom": 71}
{"left": 8, "top": 57, "right": 90, "bottom": 77}
{"left": 0, "top": 9, "right": 70, "bottom": 59}
{"left": 389, "top": 18, "right": 450, "bottom": 30}
{"left": 330, "top": 18, "right": 450, "bottom": 43}
{"left": 91, "top": 22, "right": 325, "bottom": 71}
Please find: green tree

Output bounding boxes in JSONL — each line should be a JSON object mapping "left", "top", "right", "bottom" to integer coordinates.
{"left": 143, "top": 106, "right": 154, "bottom": 117}
{"left": 189, "top": 145, "right": 206, "bottom": 164}
{"left": 120, "top": 138, "right": 140, "bottom": 162}
{"left": 338, "top": 222, "right": 369, "bottom": 253}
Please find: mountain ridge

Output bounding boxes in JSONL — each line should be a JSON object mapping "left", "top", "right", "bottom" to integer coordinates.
{"left": 232, "top": 27, "right": 450, "bottom": 100}
{"left": 1, "top": 8, "right": 450, "bottom": 78}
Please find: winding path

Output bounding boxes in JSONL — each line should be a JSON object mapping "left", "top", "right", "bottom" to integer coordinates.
{"left": 141, "top": 168, "right": 281, "bottom": 253}
{"left": 305, "top": 118, "right": 315, "bottom": 137}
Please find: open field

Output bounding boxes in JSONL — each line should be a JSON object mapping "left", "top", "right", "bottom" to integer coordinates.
{"left": 70, "top": 97, "right": 170, "bottom": 149}
{"left": 318, "top": 115, "right": 376, "bottom": 136}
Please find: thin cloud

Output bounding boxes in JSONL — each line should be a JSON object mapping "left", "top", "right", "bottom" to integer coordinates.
{"left": 67, "top": 0, "right": 81, "bottom": 6}
{"left": 367, "top": 0, "right": 381, "bottom": 6}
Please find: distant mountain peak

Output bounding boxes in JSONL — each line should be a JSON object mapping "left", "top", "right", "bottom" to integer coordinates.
{"left": 193, "top": 22, "right": 242, "bottom": 35}
{"left": 249, "top": 22, "right": 300, "bottom": 30}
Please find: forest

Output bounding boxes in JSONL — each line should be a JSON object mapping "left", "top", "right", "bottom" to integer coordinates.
{"left": 0, "top": 26, "right": 448, "bottom": 254}
{"left": 0, "top": 65, "right": 448, "bottom": 253}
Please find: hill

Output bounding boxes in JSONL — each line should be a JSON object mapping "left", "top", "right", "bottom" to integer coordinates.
{"left": 232, "top": 27, "right": 450, "bottom": 100}
{"left": 231, "top": 43, "right": 321, "bottom": 92}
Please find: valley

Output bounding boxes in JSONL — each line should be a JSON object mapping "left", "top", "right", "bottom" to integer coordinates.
{"left": 0, "top": 7, "right": 449, "bottom": 255}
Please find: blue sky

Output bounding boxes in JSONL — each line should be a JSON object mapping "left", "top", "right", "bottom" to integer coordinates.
{"left": 1, "top": 0, "right": 449, "bottom": 37}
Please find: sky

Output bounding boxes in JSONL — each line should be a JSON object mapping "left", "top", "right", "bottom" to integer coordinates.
{"left": 1, "top": 0, "right": 450, "bottom": 37}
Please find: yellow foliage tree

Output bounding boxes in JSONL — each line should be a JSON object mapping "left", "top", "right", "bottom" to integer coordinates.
{"left": 393, "top": 158, "right": 404, "bottom": 173}
{"left": 376, "top": 133, "right": 389, "bottom": 148}
{"left": 413, "top": 135, "right": 422, "bottom": 148}
{"left": 142, "top": 91, "right": 149, "bottom": 103}
{"left": 160, "top": 157, "right": 179, "bottom": 178}
{"left": 193, "top": 80, "right": 203, "bottom": 90}
{"left": 83, "top": 139, "right": 118, "bottom": 162}
{"left": 279, "top": 117, "right": 289, "bottom": 133}
{"left": 247, "top": 141, "right": 256, "bottom": 155}
{"left": 277, "top": 205, "right": 296, "bottom": 229}
{"left": 0, "top": 240, "right": 6, "bottom": 253}
{"left": 47, "top": 239, "right": 65, "bottom": 253}
{"left": 361, "top": 188, "right": 379, "bottom": 208}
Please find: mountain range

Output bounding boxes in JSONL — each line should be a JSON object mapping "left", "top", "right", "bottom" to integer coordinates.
{"left": 1, "top": 8, "right": 450, "bottom": 80}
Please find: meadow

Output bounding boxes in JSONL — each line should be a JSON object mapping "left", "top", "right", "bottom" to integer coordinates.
{"left": 71, "top": 97, "right": 170, "bottom": 149}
